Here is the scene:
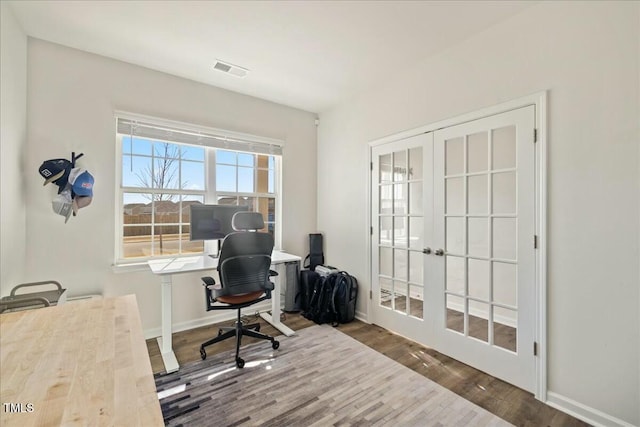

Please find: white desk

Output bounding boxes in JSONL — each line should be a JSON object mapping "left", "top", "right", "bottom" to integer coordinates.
{"left": 148, "top": 250, "right": 301, "bottom": 373}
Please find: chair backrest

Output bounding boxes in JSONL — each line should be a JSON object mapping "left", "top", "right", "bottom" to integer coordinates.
{"left": 217, "top": 212, "right": 274, "bottom": 297}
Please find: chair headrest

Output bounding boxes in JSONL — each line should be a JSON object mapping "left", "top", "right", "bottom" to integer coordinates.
{"left": 232, "top": 211, "right": 264, "bottom": 231}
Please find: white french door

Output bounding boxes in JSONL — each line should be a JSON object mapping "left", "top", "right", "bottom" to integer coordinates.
{"left": 371, "top": 133, "right": 433, "bottom": 344}
{"left": 371, "top": 105, "right": 537, "bottom": 392}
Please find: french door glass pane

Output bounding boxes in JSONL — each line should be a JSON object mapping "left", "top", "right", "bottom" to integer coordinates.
{"left": 408, "top": 217, "right": 423, "bottom": 250}
{"left": 467, "top": 175, "right": 488, "bottom": 214}
{"left": 468, "top": 300, "right": 489, "bottom": 343}
{"left": 380, "top": 276, "right": 392, "bottom": 308}
{"left": 468, "top": 217, "right": 489, "bottom": 257}
{"left": 445, "top": 256, "right": 465, "bottom": 294}
{"left": 467, "top": 131, "right": 488, "bottom": 173}
{"left": 409, "top": 284, "right": 424, "bottom": 319}
{"left": 409, "top": 182, "right": 423, "bottom": 215}
{"left": 493, "top": 218, "right": 517, "bottom": 260}
{"left": 409, "top": 251, "right": 423, "bottom": 284}
{"left": 380, "top": 154, "right": 392, "bottom": 182}
{"left": 379, "top": 247, "right": 392, "bottom": 277}
{"left": 493, "top": 171, "right": 516, "bottom": 214}
{"left": 394, "top": 184, "right": 407, "bottom": 215}
{"left": 493, "top": 262, "right": 517, "bottom": 307}
{"left": 446, "top": 177, "right": 464, "bottom": 214}
{"left": 393, "top": 217, "right": 407, "bottom": 247}
{"left": 394, "top": 281, "right": 409, "bottom": 313}
{"left": 494, "top": 307, "right": 517, "bottom": 352}
{"left": 446, "top": 217, "right": 464, "bottom": 255}
{"left": 409, "top": 147, "right": 423, "bottom": 180}
{"left": 380, "top": 185, "right": 393, "bottom": 214}
{"left": 394, "top": 249, "right": 407, "bottom": 281}
{"left": 393, "top": 151, "right": 407, "bottom": 182}
{"left": 446, "top": 294, "right": 465, "bottom": 333}
{"left": 468, "top": 259, "right": 490, "bottom": 300}
{"left": 492, "top": 126, "right": 516, "bottom": 169}
{"left": 445, "top": 137, "right": 464, "bottom": 175}
{"left": 379, "top": 216, "right": 392, "bottom": 245}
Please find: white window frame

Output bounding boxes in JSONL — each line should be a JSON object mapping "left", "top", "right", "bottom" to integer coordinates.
{"left": 114, "top": 112, "right": 283, "bottom": 265}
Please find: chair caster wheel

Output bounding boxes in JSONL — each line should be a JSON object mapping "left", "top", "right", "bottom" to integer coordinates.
{"left": 236, "top": 357, "right": 245, "bottom": 368}
{"left": 272, "top": 340, "right": 280, "bottom": 350}
{"left": 200, "top": 348, "right": 207, "bottom": 360}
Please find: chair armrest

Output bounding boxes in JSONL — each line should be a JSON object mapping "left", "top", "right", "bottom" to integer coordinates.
{"left": 201, "top": 276, "right": 221, "bottom": 290}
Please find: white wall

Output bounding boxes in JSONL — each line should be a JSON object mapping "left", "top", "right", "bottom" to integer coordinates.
{"left": 0, "top": 3, "right": 27, "bottom": 295}
{"left": 318, "top": 1, "right": 639, "bottom": 426}
{"left": 24, "top": 39, "right": 317, "bottom": 334}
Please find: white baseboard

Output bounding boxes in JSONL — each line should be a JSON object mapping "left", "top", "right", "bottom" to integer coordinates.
{"left": 143, "top": 300, "right": 272, "bottom": 340}
{"left": 546, "top": 391, "right": 636, "bottom": 427}
{"left": 354, "top": 310, "right": 369, "bottom": 324}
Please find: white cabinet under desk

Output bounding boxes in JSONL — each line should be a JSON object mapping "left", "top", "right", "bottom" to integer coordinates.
{"left": 147, "top": 250, "right": 301, "bottom": 374}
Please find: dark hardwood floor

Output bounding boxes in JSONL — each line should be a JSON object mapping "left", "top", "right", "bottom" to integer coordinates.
{"left": 146, "top": 312, "right": 588, "bottom": 427}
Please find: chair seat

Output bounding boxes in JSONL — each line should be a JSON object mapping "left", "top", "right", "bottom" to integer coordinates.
{"left": 216, "top": 290, "right": 264, "bottom": 305}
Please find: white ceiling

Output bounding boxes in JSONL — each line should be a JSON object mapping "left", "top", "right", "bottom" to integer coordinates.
{"left": 8, "top": 1, "right": 533, "bottom": 113}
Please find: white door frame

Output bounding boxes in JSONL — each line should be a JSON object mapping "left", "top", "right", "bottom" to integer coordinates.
{"left": 366, "top": 92, "right": 547, "bottom": 401}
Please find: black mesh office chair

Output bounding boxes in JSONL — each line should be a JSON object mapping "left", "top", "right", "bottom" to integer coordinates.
{"left": 200, "top": 211, "right": 280, "bottom": 368}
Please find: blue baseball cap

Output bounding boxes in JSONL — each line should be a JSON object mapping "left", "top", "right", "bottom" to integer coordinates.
{"left": 68, "top": 167, "right": 94, "bottom": 197}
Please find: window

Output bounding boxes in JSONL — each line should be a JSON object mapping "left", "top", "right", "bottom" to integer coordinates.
{"left": 116, "top": 114, "right": 282, "bottom": 263}
{"left": 215, "top": 150, "right": 277, "bottom": 235}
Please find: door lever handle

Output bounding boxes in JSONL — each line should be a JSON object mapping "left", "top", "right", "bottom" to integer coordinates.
{"left": 434, "top": 249, "right": 444, "bottom": 256}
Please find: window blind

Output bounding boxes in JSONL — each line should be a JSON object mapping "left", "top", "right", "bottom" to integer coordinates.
{"left": 116, "top": 116, "right": 283, "bottom": 156}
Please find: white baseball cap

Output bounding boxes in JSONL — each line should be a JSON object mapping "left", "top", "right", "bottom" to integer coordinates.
{"left": 52, "top": 189, "right": 73, "bottom": 223}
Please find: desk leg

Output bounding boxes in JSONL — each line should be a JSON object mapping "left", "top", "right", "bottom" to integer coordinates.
{"left": 260, "top": 262, "right": 295, "bottom": 337}
{"left": 157, "top": 275, "right": 179, "bottom": 373}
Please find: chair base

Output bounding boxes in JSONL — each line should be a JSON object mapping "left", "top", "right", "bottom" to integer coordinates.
{"left": 200, "top": 310, "right": 279, "bottom": 368}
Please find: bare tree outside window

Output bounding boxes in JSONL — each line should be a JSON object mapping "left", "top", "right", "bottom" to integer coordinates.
{"left": 135, "top": 143, "right": 188, "bottom": 254}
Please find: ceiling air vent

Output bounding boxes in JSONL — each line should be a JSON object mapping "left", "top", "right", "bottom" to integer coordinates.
{"left": 213, "top": 60, "right": 249, "bottom": 78}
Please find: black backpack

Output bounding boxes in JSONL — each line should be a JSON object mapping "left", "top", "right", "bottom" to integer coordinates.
{"left": 303, "top": 275, "right": 335, "bottom": 325}
{"left": 297, "top": 270, "right": 320, "bottom": 312}
{"left": 331, "top": 272, "right": 358, "bottom": 324}
{"left": 303, "top": 272, "right": 357, "bottom": 326}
